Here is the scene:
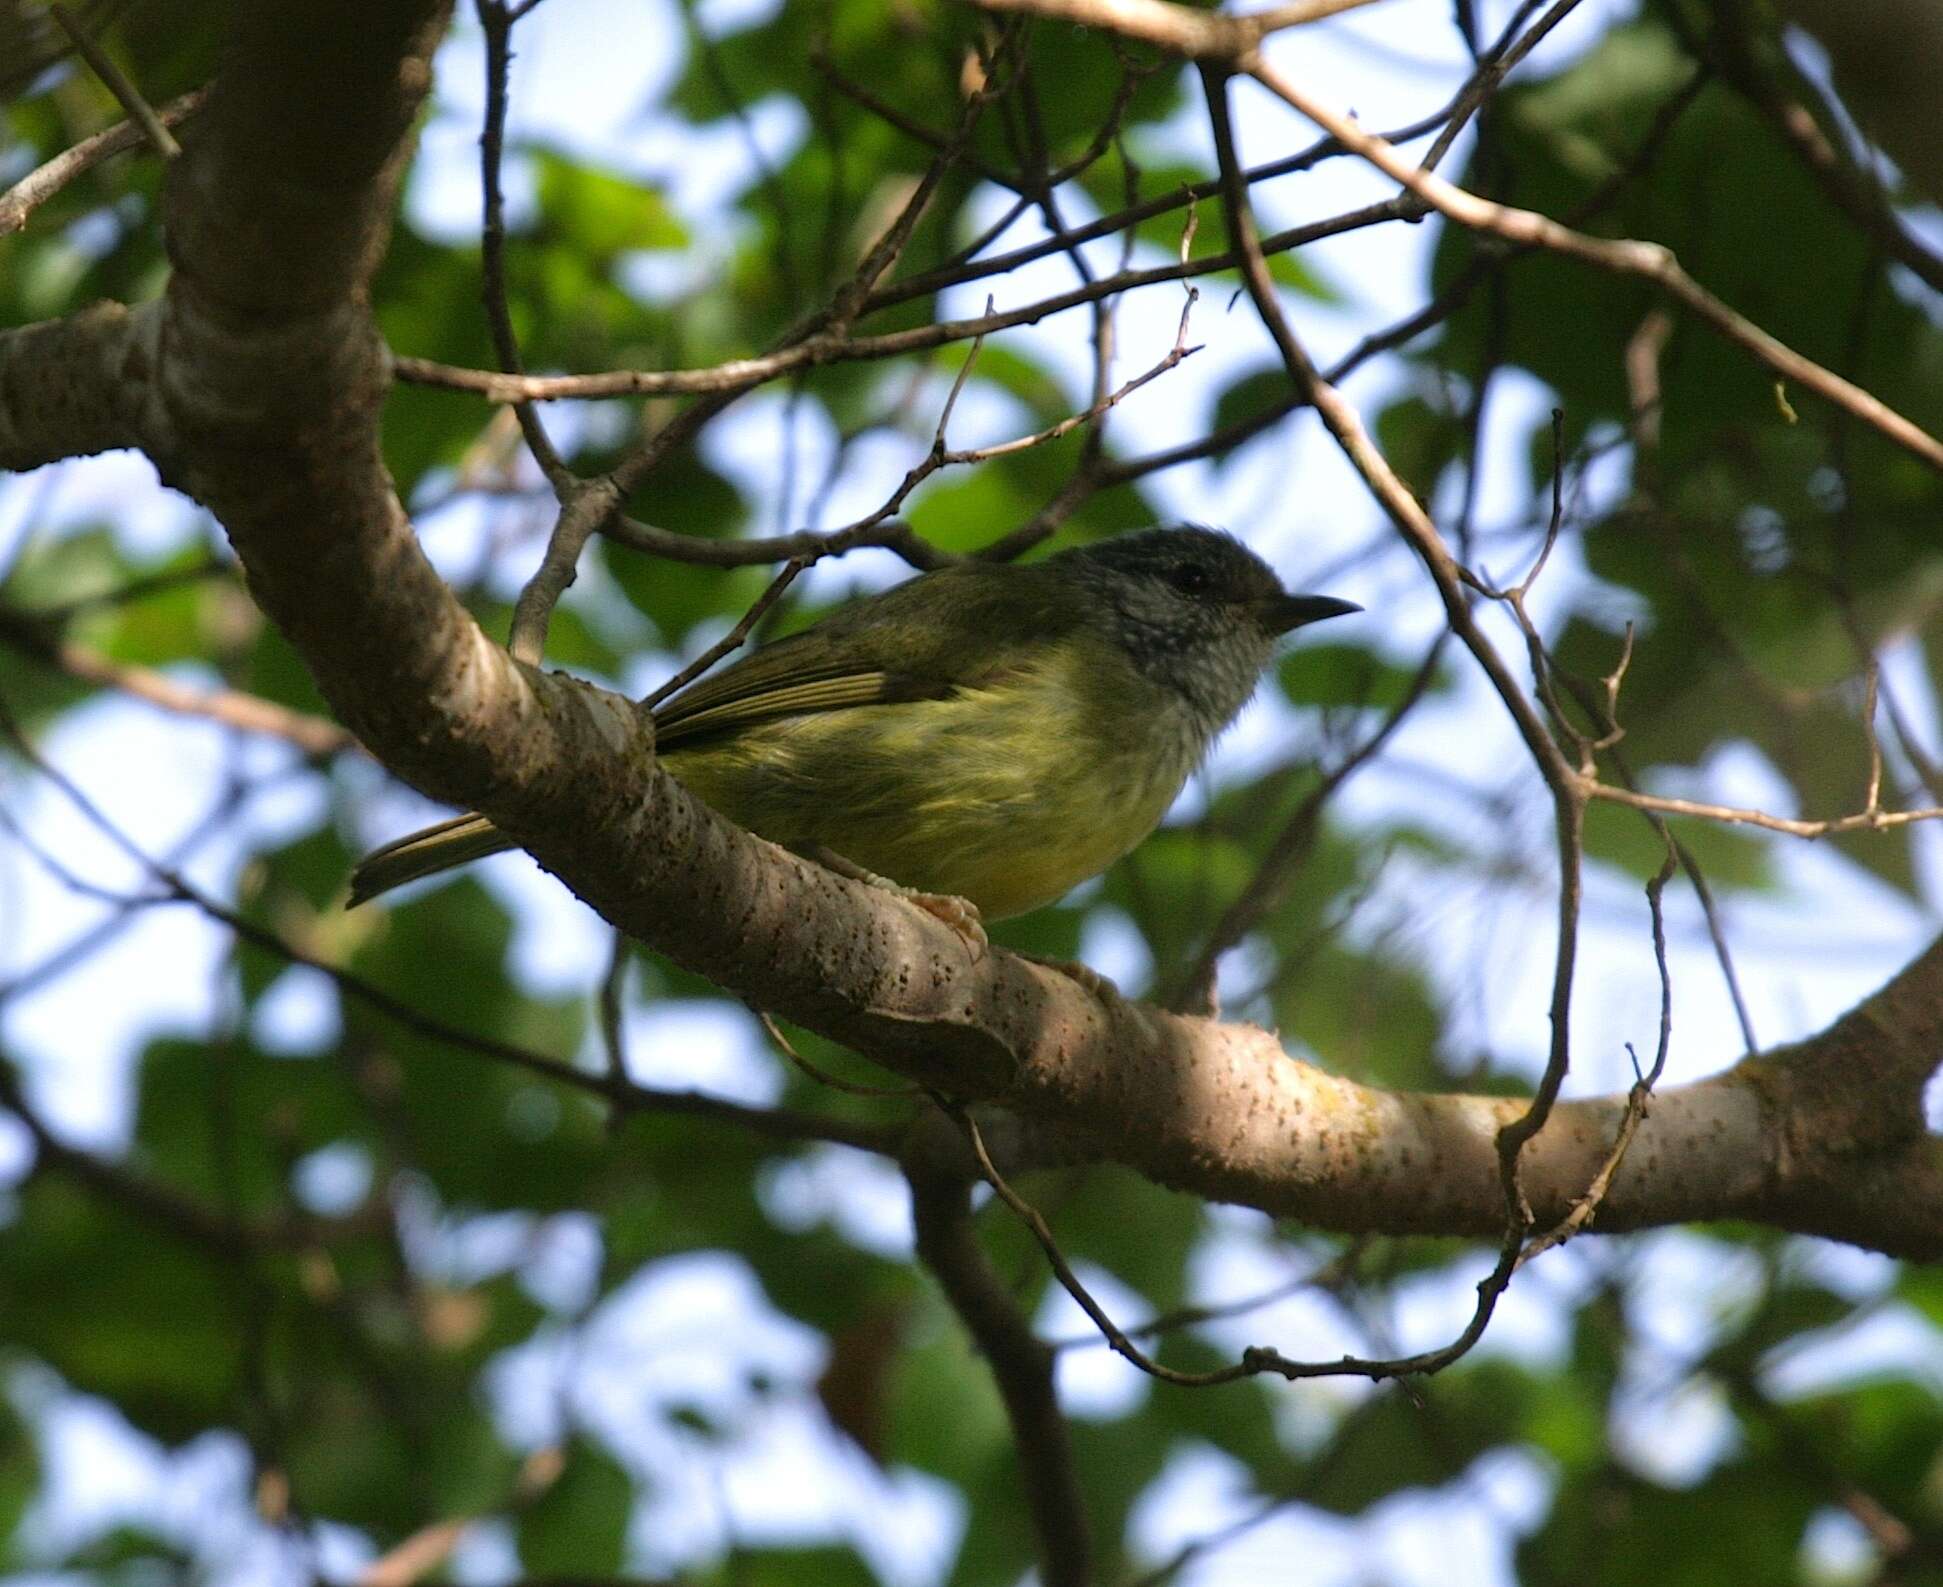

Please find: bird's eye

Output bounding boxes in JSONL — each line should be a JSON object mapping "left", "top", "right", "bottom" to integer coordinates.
{"left": 1167, "top": 563, "right": 1213, "bottom": 594}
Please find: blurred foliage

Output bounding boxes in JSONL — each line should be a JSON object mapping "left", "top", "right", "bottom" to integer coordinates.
{"left": 2, "top": 1, "right": 1942, "bottom": 1585}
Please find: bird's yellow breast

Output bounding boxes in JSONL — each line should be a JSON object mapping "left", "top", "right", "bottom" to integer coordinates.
{"left": 661, "top": 637, "right": 1204, "bottom": 919}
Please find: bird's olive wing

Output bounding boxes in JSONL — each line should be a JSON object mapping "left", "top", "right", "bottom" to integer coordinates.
{"left": 650, "top": 562, "right": 1078, "bottom": 748}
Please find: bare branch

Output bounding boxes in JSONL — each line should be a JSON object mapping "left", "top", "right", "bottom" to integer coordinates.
{"left": 0, "top": 85, "right": 206, "bottom": 235}
{"left": 964, "top": 0, "right": 1943, "bottom": 470}
{"left": 0, "top": 693, "right": 897, "bottom": 1156}
{"left": 48, "top": 2, "right": 181, "bottom": 158}
{"left": 0, "top": 603, "right": 358, "bottom": 757}
{"left": 1580, "top": 781, "right": 1943, "bottom": 839}
{"left": 475, "top": 0, "right": 569, "bottom": 488}
{"left": 976, "top": 0, "right": 1392, "bottom": 59}
{"left": 388, "top": 196, "right": 1401, "bottom": 406}
{"left": 906, "top": 1121, "right": 1090, "bottom": 1587}
{"left": 1238, "top": 50, "right": 1943, "bottom": 472}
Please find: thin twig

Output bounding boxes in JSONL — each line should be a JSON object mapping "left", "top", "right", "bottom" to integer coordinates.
{"left": 389, "top": 199, "right": 1401, "bottom": 405}
{"left": 758, "top": 1009, "right": 923, "bottom": 1098}
{"left": 1235, "top": 49, "right": 1943, "bottom": 472}
{"left": 597, "top": 928, "right": 629, "bottom": 1089}
{"left": 1171, "top": 633, "right": 1449, "bottom": 1013}
{"left": 0, "top": 85, "right": 207, "bottom": 235}
{"left": 1517, "top": 850, "right": 1676, "bottom": 1265}
{"left": 642, "top": 557, "right": 808, "bottom": 712}
{"left": 0, "top": 694, "right": 898, "bottom": 1156}
{"left": 0, "top": 605, "right": 357, "bottom": 757}
{"left": 1201, "top": 59, "right": 1586, "bottom": 1368}
{"left": 1579, "top": 781, "right": 1943, "bottom": 839}
{"left": 47, "top": 3, "right": 180, "bottom": 158}
{"left": 953, "top": 0, "right": 1941, "bottom": 470}
{"left": 475, "top": 0, "right": 568, "bottom": 488}
{"left": 905, "top": 1141, "right": 1091, "bottom": 1586}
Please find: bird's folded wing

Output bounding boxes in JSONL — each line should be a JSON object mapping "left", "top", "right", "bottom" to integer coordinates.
{"left": 653, "top": 658, "right": 954, "bottom": 746}
{"left": 649, "top": 561, "right": 1079, "bottom": 747}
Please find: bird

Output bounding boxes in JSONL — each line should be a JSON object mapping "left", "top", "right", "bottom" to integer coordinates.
{"left": 347, "top": 525, "right": 1357, "bottom": 936}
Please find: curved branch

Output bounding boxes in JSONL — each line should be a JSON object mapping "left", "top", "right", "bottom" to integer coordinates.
{"left": 906, "top": 1119, "right": 1089, "bottom": 1587}
{"left": 0, "top": 301, "right": 171, "bottom": 470}
{"left": 0, "top": 85, "right": 207, "bottom": 236}
{"left": 9, "top": 0, "right": 1933, "bottom": 1264}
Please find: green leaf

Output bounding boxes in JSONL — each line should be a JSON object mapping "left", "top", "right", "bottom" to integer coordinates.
{"left": 1277, "top": 641, "right": 1445, "bottom": 711}
{"left": 527, "top": 145, "right": 688, "bottom": 259}
{"left": 1208, "top": 365, "right": 1295, "bottom": 456}
{"left": 1374, "top": 391, "right": 1463, "bottom": 504}
{"left": 517, "top": 1439, "right": 634, "bottom": 1576}
{"left": 1582, "top": 796, "right": 1774, "bottom": 893}
{"left": 0, "top": 1396, "right": 40, "bottom": 1566}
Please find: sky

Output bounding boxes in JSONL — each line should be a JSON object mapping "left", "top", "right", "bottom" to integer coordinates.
{"left": 2, "top": 0, "right": 1939, "bottom": 1583}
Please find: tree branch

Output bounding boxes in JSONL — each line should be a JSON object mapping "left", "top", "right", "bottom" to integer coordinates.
{"left": 0, "top": 85, "right": 206, "bottom": 236}
{"left": 906, "top": 1117, "right": 1090, "bottom": 1587}
{"left": 965, "top": 0, "right": 1943, "bottom": 473}
{"left": 0, "top": 603, "right": 359, "bottom": 757}
{"left": 0, "top": 300, "right": 171, "bottom": 470}
{"left": 4, "top": 0, "right": 1935, "bottom": 1264}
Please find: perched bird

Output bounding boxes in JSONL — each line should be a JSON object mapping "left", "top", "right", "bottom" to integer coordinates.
{"left": 348, "top": 525, "right": 1357, "bottom": 931}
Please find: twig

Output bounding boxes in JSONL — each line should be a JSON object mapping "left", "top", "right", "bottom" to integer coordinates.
{"left": 952, "top": 1100, "right": 1536, "bottom": 1387}
{"left": 388, "top": 197, "right": 1402, "bottom": 405}
{"left": 494, "top": 28, "right": 1024, "bottom": 664}
{"left": 956, "top": 0, "right": 1942, "bottom": 470}
{"left": 905, "top": 1138, "right": 1091, "bottom": 1587}
{"left": 1234, "top": 50, "right": 1943, "bottom": 473}
{"left": 0, "top": 85, "right": 207, "bottom": 235}
{"left": 47, "top": 3, "right": 180, "bottom": 158}
{"left": 1414, "top": 0, "right": 1583, "bottom": 174}
{"left": 758, "top": 1009, "right": 923, "bottom": 1098}
{"left": 0, "top": 605, "right": 357, "bottom": 757}
{"left": 641, "top": 557, "right": 808, "bottom": 712}
{"left": 1201, "top": 59, "right": 1586, "bottom": 1365}
{"left": 950, "top": 1104, "right": 1241, "bottom": 1386}
{"left": 1047, "top": 1242, "right": 1365, "bottom": 1351}
{"left": 976, "top": 0, "right": 1392, "bottom": 58}
{"left": 0, "top": 694, "right": 898, "bottom": 1156}
{"left": 1579, "top": 781, "right": 1943, "bottom": 839}
{"left": 478, "top": 0, "right": 595, "bottom": 669}
{"left": 605, "top": 511, "right": 950, "bottom": 571}
{"left": 474, "top": 0, "right": 567, "bottom": 488}
{"left": 1516, "top": 851, "right": 1676, "bottom": 1265}
{"left": 1170, "top": 633, "right": 1449, "bottom": 1013}
{"left": 861, "top": 0, "right": 1591, "bottom": 322}
{"left": 597, "top": 928, "right": 629, "bottom": 1088}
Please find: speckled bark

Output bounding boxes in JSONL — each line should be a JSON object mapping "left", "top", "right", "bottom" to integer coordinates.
{"left": 0, "top": 1, "right": 1938, "bottom": 1259}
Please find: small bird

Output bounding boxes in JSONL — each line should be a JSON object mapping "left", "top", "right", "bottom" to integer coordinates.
{"left": 348, "top": 526, "right": 1357, "bottom": 931}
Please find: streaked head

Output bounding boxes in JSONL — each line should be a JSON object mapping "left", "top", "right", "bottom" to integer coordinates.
{"left": 1059, "top": 525, "right": 1359, "bottom": 734}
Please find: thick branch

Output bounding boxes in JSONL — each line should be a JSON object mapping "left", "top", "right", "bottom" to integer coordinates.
{"left": 36, "top": 0, "right": 1939, "bottom": 1264}
{"left": 906, "top": 1119, "right": 1089, "bottom": 1587}
{"left": 0, "top": 301, "right": 171, "bottom": 470}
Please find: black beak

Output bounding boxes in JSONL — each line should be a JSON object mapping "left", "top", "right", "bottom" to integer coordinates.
{"left": 1260, "top": 593, "right": 1361, "bottom": 635}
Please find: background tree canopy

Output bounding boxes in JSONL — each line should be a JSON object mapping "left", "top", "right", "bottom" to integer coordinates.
{"left": 1, "top": 1, "right": 1941, "bottom": 1584}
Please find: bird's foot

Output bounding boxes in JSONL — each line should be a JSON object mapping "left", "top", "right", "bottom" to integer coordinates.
{"left": 806, "top": 845, "right": 987, "bottom": 961}
{"left": 1021, "top": 955, "right": 1121, "bottom": 1005}
{"left": 903, "top": 890, "right": 989, "bottom": 961}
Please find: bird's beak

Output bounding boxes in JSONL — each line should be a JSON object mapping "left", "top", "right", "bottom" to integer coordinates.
{"left": 1260, "top": 593, "right": 1361, "bottom": 635}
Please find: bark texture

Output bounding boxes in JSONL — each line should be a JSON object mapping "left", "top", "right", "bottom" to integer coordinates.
{"left": 0, "top": 0, "right": 1938, "bottom": 1259}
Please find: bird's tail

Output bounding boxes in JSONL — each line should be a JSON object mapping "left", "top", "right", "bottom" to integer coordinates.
{"left": 346, "top": 812, "right": 514, "bottom": 907}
